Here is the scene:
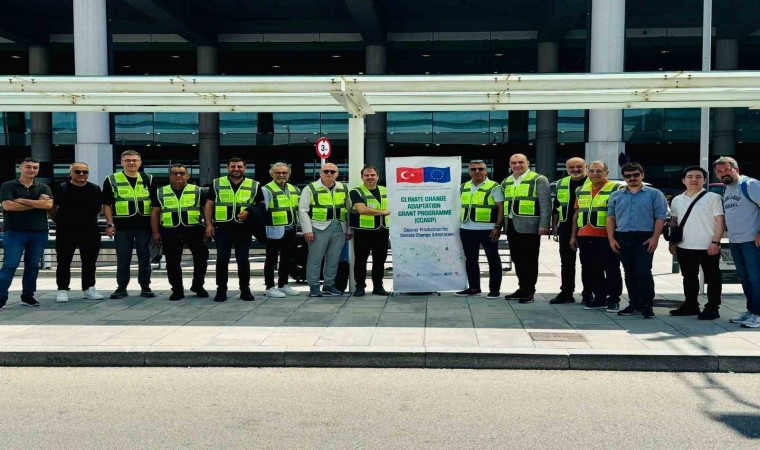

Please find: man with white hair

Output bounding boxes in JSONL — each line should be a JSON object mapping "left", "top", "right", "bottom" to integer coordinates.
{"left": 262, "top": 162, "right": 301, "bottom": 298}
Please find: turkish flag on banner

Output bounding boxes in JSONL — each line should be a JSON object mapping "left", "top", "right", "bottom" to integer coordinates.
{"left": 395, "top": 167, "right": 424, "bottom": 183}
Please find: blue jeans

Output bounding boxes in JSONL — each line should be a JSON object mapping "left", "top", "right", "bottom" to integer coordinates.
{"left": 729, "top": 242, "right": 760, "bottom": 314}
{"left": 0, "top": 231, "right": 48, "bottom": 299}
{"left": 615, "top": 231, "right": 655, "bottom": 309}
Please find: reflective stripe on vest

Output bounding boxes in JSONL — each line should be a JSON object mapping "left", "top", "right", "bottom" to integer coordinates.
{"left": 460, "top": 179, "right": 499, "bottom": 224}
{"left": 213, "top": 177, "right": 259, "bottom": 223}
{"left": 501, "top": 171, "right": 540, "bottom": 217}
{"left": 157, "top": 184, "right": 202, "bottom": 227}
{"left": 308, "top": 181, "right": 347, "bottom": 222}
{"left": 349, "top": 185, "right": 388, "bottom": 230}
{"left": 555, "top": 176, "right": 572, "bottom": 222}
{"left": 263, "top": 181, "right": 300, "bottom": 226}
{"left": 109, "top": 171, "right": 152, "bottom": 217}
{"left": 576, "top": 180, "right": 621, "bottom": 229}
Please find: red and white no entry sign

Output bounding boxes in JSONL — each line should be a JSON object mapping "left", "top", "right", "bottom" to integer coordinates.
{"left": 315, "top": 137, "right": 332, "bottom": 160}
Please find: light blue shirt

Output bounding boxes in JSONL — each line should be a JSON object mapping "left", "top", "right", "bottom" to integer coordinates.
{"left": 723, "top": 176, "right": 760, "bottom": 243}
{"left": 461, "top": 178, "right": 505, "bottom": 231}
{"left": 607, "top": 185, "right": 668, "bottom": 233}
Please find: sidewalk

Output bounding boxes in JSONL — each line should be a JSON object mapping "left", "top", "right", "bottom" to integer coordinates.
{"left": 1, "top": 238, "right": 758, "bottom": 372}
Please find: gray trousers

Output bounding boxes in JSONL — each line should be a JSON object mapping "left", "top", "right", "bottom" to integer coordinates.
{"left": 306, "top": 221, "right": 345, "bottom": 288}
{"left": 115, "top": 227, "right": 152, "bottom": 289}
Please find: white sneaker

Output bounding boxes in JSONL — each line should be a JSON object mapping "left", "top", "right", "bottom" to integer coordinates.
{"left": 264, "top": 287, "right": 286, "bottom": 298}
{"left": 56, "top": 290, "right": 69, "bottom": 303}
{"left": 730, "top": 311, "right": 752, "bottom": 324}
{"left": 278, "top": 285, "right": 300, "bottom": 296}
{"left": 741, "top": 314, "right": 760, "bottom": 328}
{"left": 84, "top": 287, "right": 104, "bottom": 300}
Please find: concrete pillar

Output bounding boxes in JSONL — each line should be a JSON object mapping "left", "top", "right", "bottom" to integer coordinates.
{"left": 29, "top": 46, "right": 53, "bottom": 185}
{"left": 198, "top": 45, "right": 220, "bottom": 186}
{"left": 585, "top": 0, "right": 626, "bottom": 176}
{"left": 73, "top": 0, "right": 113, "bottom": 185}
{"left": 535, "top": 41, "right": 559, "bottom": 180}
{"left": 712, "top": 39, "right": 738, "bottom": 157}
{"left": 365, "top": 44, "right": 387, "bottom": 183}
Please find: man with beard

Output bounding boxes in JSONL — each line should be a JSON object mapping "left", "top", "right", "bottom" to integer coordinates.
{"left": 204, "top": 157, "right": 263, "bottom": 302}
{"left": 262, "top": 162, "right": 301, "bottom": 298}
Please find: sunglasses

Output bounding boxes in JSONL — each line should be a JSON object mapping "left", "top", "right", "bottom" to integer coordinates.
{"left": 171, "top": 172, "right": 187, "bottom": 176}
{"left": 322, "top": 170, "right": 337, "bottom": 174}
{"left": 72, "top": 170, "right": 89, "bottom": 175}
{"left": 623, "top": 173, "right": 642, "bottom": 179}
{"left": 469, "top": 168, "right": 486, "bottom": 172}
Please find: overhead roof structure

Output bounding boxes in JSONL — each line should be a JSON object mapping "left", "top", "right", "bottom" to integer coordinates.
{"left": 0, "top": 71, "right": 759, "bottom": 115}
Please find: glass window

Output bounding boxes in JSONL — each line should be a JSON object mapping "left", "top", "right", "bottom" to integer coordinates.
{"left": 154, "top": 113, "right": 198, "bottom": 134}
{"left": 433, "top": 111, "right": 489, "bottom": 133}
{"left": 220, "top": 113, "right": 257, "bottom": 134}
{"left": 664, "top": 109, "right": 700, "bottom": 131}
{"left": 273, "top": 113, "right": 320, "bottom": 134}
{"left": 52, "top": 112, "right": 77, "bottom": 134}
{"left": 114, "top": 113, "right": 154, "bottom": 134}
{"left": 321, "top": 113, "right": 350, "bottom": 134}
{"left": 388, "top": 112, "right": 432, "bottom": 133}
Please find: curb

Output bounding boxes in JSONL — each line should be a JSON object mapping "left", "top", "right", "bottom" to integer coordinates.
{"left": 2, "top": 350, "right": 758, "bottom": 372}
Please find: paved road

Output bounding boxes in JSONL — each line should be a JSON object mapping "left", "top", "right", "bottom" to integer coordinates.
{"left": 1, "top": 368, "right": 758, "bottom": 449}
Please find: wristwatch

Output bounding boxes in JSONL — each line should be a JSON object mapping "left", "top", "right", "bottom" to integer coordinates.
{"left": 711, "top": 241, "right": 720, "bottom": 245}
{"left": 106, "top": 223, "right": 114, "bottom": 228}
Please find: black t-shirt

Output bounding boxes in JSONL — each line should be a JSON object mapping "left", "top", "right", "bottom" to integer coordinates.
{"left": 554, "top": 176, "right": 587, "bottom": 230}
{"left": 207, "top": 177, "right": 264, "bottom": 231}
{"left": 349, "top": 186, "right": 385, "bottom": 234}
{"left": 0, "top": 179, "right": 53, "bottom": 232}
{"left": 53, "top": 181, "right": 102, "bottom": 231}
{"left": 102, "top": 172, "right": 157, "bottom": 230}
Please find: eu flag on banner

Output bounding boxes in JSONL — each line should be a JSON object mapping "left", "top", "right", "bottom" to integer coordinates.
{"left": 423, "top": 167, "right": 451, "bottom": 183}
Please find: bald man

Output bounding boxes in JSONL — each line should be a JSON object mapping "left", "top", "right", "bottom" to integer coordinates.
{"left": 550, "top": 157, "right": 591, "bottom": 304}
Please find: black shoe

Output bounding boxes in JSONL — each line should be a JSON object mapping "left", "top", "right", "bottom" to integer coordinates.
{"left": 642, "top": 306, "right": 655, "bottom": 318}
{"left": 584, "top": 298, "right": 608, "bottom": 310}
{"left": 518, "top": 295, "right": 535, "bottom": 304}
{"left": 617, "top": 305, "right": 641, "bottom": 316}
{"left": 549, "top": 294, "right": 576, "bottom": 304}
{"left": 455, "top": 288, "right": 481, "bottom": 297}
{"left": 504, "top": 290, "right": 527, "bottom": 300}
{"left": 486, "top": 292, "right": 500, "bottom": 299}
{"left": 190, "top": 286, "right": 209, "bottom": 298}
{"left": 353, "top": 287, "right": 365, "bottom": 297}
{"left": 698, "top": 307, "right": 720, "bottom": 320}
{"left": 372, "top": 287, "right": 390, "bottom": 296}
{"left": 606, "top": 299, "right": 620, "bottom": 313}
{"left": 169, "top": 292, "right": 185, "bottom": 301}
{"left": 581, "top": 291, "right": 594, "bottom": 305}
{"left": 20, "top": 295, "right": 40, "bottom": 307}
{"left": 140, "top": 289, "right": 156, "bottom": 298}
{"left": 214, "top": 291, "right": 227, "bottom": 302}
{"left": 669, "top": 304, "right": 701, "bottom": 316}
{"left": 240, "top": 289, "right": 255, "bottom": 301}
{"left": 109, "top": 288, "right": 129, "bottom": 299}
{"left": 0, "top": 297, "right": 7, "bottom": 311}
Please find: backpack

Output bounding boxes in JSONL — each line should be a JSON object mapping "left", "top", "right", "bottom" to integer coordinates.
{"left": 740, "top": 178, "right": 759, "bottom": 208}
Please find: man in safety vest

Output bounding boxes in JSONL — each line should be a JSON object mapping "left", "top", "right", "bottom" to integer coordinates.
{"left": 298, "top": 162, "right": 352, "bottom": 297}
{"left": 262, "top": 162, "right": 301, "bottom": 298}
{"left": 501, "top": 153, "right": 551, "bottom": 304}
{"left": 150, "top": 164, "right": 209, "bottom": 301}
{"left": 348, "top": 165, "right": 391, "bottom": 297}
{"left": 456, "top": 159, "right": 504, "bottom": 299}
{"left": 103, "top": 150, "right": 158, "bottom": 299}
{"left": 569, "top": 161, "right": 624, "bottom": 312}
{"left": 204, "top": 157, "right": 263, "bottom": 302}
{"left": 550, "top": 157, "right": 591, "bottom": 305}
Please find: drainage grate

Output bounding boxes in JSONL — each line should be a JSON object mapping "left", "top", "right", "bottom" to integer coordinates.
{"left": 529, "top": 332, "right": 587, "bottom": 342}
{"left": 654, "top": 299, "right": 683, "bottom": 308}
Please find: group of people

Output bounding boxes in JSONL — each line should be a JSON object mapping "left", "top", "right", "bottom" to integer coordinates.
{"left": 0, "top": 152, "right": 758, "bottom": 329}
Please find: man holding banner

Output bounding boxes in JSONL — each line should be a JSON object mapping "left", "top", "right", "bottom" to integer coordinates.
{"left": 456, "top": 160, "right": 504, "bottom": 299}
{"left": 501, "top": 153, "right": 551, "bottom": 304}
{"left": 349, "top": 166, "right": 391, "bottom": 297}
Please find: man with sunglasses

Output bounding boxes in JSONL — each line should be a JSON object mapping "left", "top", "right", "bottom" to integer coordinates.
{"left": 103, "top": 150, "right": 158, "bottom": 300}
{"left": 262, "top": 162, "right": 301, "bottom": 298}
{"left": 151, "top": 164, "right": 209, "bottom": 301}
{"left": 299, "top": 163, "right": 352, "bottom": 297}
{"left": 204, "top": 157, "right": 263, "bottom": 302}
{"left": 606, "top": 162, "right": 668, "bottom": 318}
{"left": 456, "top": 160, "right": 504, "bottom": 299}
{"left": 0, "top": 157, "right": 53, "bottom": 310}
{"left": 49, "top": 162, "right": 104, "bottom": 303}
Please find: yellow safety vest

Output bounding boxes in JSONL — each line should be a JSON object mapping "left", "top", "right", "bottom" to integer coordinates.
{"left": 349, "top": 185, "right": 388, "bottom": 230}
{"left": 108, "top": 171, "right": 152, "bottom": 217}
{"left": 263, "top": 181, "right": 300, "bottom": 226}
{"left": 213, "top": 177, "right": 259, "bottom": 223}
{"left": 501, "top": 171, "right": 540, "bottom": 217}
{"left": 576, "top": 180, "right": 622, "bottom": 228}
{"left": 307, "top": 181, "right": 347, "bottom": 222}
{"left": 555, "top": 176, "right": 573, "bottom": 223}
{"left": 460, "top": 179, "right": 499, "bottom": 224}
{"left": 157, "top": 184, "right": 202, "bottom": 227}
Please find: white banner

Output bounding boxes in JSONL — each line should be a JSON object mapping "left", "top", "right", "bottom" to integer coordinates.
{"left": 386, "top": 156, "right": 467, "bottom": 293}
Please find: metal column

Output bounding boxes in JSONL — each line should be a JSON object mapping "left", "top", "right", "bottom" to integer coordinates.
{"left": 29, "top": 46, "right": 53, "bottom": 185}
{"left": 198, "top": 45, "right": 220, "bottom": 186}
{"left": 535, "top": 41, "right": 559, "bottom": 179}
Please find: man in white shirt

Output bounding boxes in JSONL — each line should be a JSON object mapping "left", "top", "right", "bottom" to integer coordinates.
{"left": 668, "top": 166, "right": 725, "bottom": 320}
